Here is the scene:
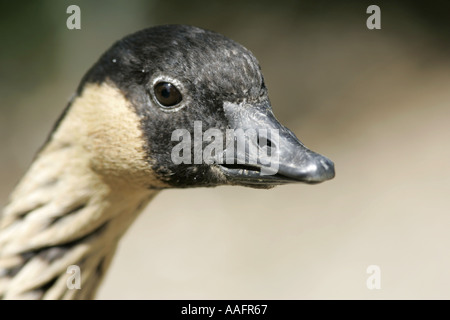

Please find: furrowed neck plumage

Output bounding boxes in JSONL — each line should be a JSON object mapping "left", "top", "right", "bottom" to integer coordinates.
{"left": 0, "top": 82, "right": 163, "bottom": 299}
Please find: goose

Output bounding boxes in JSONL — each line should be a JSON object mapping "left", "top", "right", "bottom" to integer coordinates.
{"left": 0, "top": 24, "right": 335, "bottom": 300}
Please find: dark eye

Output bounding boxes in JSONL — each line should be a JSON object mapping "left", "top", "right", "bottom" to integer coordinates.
{"left": 154, "top": 82, "right": 182, "bottom": 107}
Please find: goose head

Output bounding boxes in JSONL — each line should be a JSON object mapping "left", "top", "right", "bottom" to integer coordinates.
{"left": 0, "top": 24, "right": 335, "bottom": 300}
{"left": 77, "top": 24, "right": 335, "bottom": 190}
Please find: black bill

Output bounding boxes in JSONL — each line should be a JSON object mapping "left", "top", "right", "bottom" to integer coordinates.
{"left": 217, "top": 101, "right": 335, "bottom": 187}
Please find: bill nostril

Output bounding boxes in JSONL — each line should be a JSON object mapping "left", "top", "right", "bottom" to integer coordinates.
{"left": 257, "top": 136, "right": 275, "bottom": 156}
{"left": 257, "top": 136, "right": 273, "bottom": 148}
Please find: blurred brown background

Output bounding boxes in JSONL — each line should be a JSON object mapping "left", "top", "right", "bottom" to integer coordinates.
{"left": 1, "top": 0, "right": 449, "bottom": 299}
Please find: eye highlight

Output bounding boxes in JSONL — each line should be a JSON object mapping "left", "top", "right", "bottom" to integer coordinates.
{"left": 153, "top": 82, "right": 182, "bottom": 107}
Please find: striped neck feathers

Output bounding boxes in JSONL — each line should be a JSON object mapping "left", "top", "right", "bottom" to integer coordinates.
{"left": 0, "top": 82, "right": 164, "bottom": 299}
